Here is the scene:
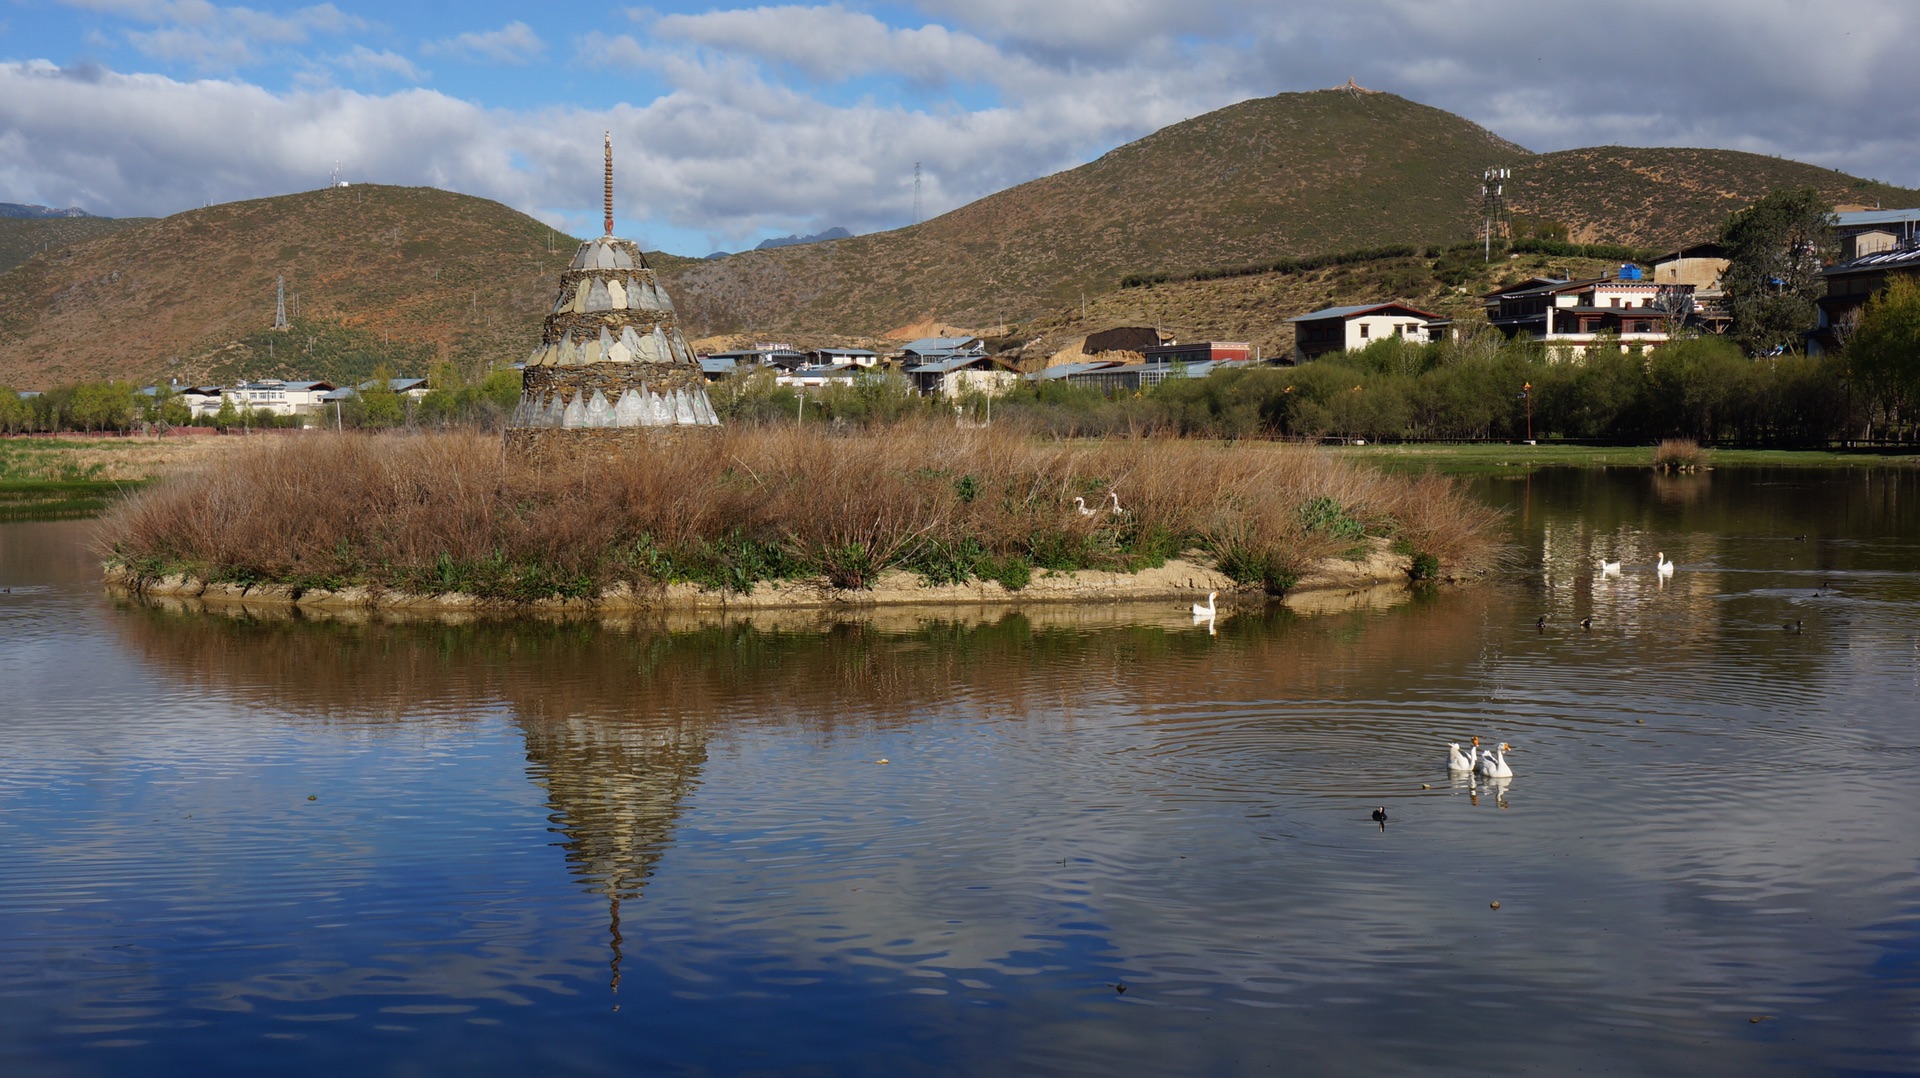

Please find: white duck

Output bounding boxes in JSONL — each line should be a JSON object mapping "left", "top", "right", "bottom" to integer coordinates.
{"left": 1599, "top": 558, "right": 1622, "bottom": 577}
{"left": 1191, "top": 591, "right": 1217, "bottom": 618}
{"left": 1476, "top": 742, "right": 1514, "bottom": 779}
{"left": 1447, "top": 738, "right": 1478, "bottom": 773}
{"left": 1656, "top": 552, "right": 1674, "bottom": 576}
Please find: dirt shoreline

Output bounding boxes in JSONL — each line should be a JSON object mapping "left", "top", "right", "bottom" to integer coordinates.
{"left": 105, "top": 544, "right": 1432, "bottom": 621}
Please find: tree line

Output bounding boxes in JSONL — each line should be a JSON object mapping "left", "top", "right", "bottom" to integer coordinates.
{"left": 0, "top": 366, "right": 522, "bottom": 434}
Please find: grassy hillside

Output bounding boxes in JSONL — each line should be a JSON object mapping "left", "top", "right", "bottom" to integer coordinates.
{"left": 660, "top": 90, "right": 1525, "bottom": 337}
{"left": 1516, "top": 146, "right": 1915, "bottom": 247}
{"left": 1000, "top": 246, "right": 1629, "bottom": 369}
{"left": 0, "top": 186, "right": 588, "bottom": 387}
{"left": 659, "top": 90, "right": 1920, "bottom": 338}
{"left": 0, "top": 216, "right": 150, "bottom": 275}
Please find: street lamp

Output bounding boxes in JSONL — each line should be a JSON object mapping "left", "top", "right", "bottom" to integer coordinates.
{"left": 1521, "top": 381, "right": 1533, "bottom": 444}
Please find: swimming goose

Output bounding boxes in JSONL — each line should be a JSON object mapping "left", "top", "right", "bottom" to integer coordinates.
{"left": 1656, "top": 552, "right": 1674, "bottom": 576}
{"left": 1476, "top": 742, "right": 1514, "bottom": 779}
{"left": 1447, "top": 741, "right": 1478, "bottom": 772}
{"left": 1599, "top": 558, "right": 1622, "bottom": 576}
{"left": 1191, "top": 591, "right": 1217, "bottom": 618}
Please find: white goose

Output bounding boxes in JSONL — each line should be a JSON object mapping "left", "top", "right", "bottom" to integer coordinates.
{"left": 1074, "top": 496, "right": 1096, "bottom": 516}
{"left": 1191, "top": 591, "right": 1217, "bottom": 618}
{"left": 1476, "top": 742, "right": 1514, "bottom": 779}
{"left": 1108, "top": 491, "right": 1126, "bottom": 515}
{"left": 1656, "top": 552, "right": 1674, "bottom": 576}
{"left": 1599, "top": 558, "right": 1622, "bottom": 577}
{"left": 1447, "top": 738, "right": 1478, "bottom": 773}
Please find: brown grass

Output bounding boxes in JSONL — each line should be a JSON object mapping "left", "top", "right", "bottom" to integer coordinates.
{"left": 1652, "top": 438, "right": 1707, "bottom": 471}
{"left": 98, "top": 423, "right": 1501, "bottom": 600}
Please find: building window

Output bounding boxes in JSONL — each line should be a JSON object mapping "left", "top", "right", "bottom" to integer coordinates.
{"left": 1359, "top": 324, "right": 1369, "bottom": 339}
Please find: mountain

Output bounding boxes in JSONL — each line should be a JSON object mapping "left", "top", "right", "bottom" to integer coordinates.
{"left": 0, "top": 202, "right": 100, "bottom": 219}
{"left": 4, "top": 89, "right": 1917, "bottom": 386}
{"left": 654, "top": 89, "right": 1919, "bottom": 338}
{"left": 755, "top": 227, "right": 851, "bottom": 251}
{"left": 0, "top": 186, "right": 647, "bottom": 386}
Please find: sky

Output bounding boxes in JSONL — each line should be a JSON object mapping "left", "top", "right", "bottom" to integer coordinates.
{"left": 0, "top": 1, "right": 1915, "bottom": 256}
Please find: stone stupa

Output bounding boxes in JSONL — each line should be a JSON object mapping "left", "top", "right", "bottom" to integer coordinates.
{"left": 504, "top": 133, "right": 718, "bottom": 453}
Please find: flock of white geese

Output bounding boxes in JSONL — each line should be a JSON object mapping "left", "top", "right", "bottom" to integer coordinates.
{"left": 1446, "top": 737, "right": 1514, "bottom": 778}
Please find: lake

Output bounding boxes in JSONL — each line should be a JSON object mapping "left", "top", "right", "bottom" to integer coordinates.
{"left": 3, "top": 467, "right": 1919, "bottom": 1075}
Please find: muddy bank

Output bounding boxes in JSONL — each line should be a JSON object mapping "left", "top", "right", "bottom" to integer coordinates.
{"left": 106, "top": 543, "right": 1434, "bottom": 621}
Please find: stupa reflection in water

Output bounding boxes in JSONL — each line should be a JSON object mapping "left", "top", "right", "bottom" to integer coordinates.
{"left": 519, "top": 711, "right": 708, "bottom": 995}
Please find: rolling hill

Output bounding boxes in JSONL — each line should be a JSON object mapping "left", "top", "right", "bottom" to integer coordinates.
{"left": 655, "top": 89, "right": 1917, "bottom": 338}
{"left": 0, "top": 216, "right": 150, "bottom": 276}
{"left": 0, "top": 186, "right": 606, "bottom": 387}
{"left": 2, "top": 88, "right": 1915, "bottom": 386}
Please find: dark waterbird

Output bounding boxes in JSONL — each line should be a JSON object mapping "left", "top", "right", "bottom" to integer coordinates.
{"left": 1536, "top": 616, "right": 1547, "bottom": 631}
{"left": 1580, "top": 617, "right": 1593, "bottom": 630}
{"left": 1372, "top": 807, "right": 1388, "bottom": 829}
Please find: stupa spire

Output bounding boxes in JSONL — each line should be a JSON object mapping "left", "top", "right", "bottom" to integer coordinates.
{"left": 603, "top": 131, "right": 614, "bottom": 238}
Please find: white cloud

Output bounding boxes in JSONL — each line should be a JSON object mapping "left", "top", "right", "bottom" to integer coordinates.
{"left": 423, "top": 21, "right": 546, "bottom": 66}
{"left": 59, "top": 0, "right": 365, "bottom": 70}
{"left": 573, "top": 30, "right": 654, "bottom": 71}
{"left": 649, "top": 5, "right": 1005, "bottom": 86}
{"left": 330, "top": 45, "right": 421, "bottom": 83}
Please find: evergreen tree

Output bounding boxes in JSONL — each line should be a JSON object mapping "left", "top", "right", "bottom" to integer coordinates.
{"left": 1720, "top": 187, "right": 1836, "bottom": 355}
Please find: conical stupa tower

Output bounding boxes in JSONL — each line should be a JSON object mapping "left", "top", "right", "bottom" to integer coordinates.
{"left": 506, "top": 134, "right": 718, "bottom": 449}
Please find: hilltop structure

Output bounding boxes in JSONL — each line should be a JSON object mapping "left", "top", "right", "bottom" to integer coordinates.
{"left": 505, "top": 134, "right": 717, "bottom": 452}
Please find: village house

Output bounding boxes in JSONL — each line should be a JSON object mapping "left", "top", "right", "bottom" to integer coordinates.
{"left": 807, "top": 347, "right": 880, "bottom": 368}
{"left": 1483, "top": 269, "right": 1693, "bottom": 355}
{"left": 904, "top": 354, "right": 1017, "bottom": 397}
{"left": 1650, "top": 244, "right": 1731, "bottom": 334}
{"left": 894, "top": 336, "right": 986, "bottom": 364}
{"left": 1055, "top": 357, "right": 1256, "bottom": 393}
{"left": 1811, "top": 241, "right": 1920, "bottom": 354}
{"left": 1285, "top": 303, "right": 1451, "bottom": 363}
{"left": 706, "top": 343, "right": 808, "bottom": 370}
{"left": 1835, "top": 209, "right": 1920, "bottom": 260}
{"left": 776, "top": 363, "right": 869, "bottom": 390}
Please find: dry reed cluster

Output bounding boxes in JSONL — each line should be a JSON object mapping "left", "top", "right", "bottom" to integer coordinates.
{"left": 100, "top": 423, "right": 1500, "bottom": 601}
{"left": 1652, "top": 438, "right": 1707, "bottom": 471}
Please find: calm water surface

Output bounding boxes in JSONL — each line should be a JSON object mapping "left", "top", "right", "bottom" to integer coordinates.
{"left": 3, "top": 468, "right": 1920, "bottom": 1075}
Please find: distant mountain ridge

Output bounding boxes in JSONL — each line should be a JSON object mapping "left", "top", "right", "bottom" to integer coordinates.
{"left": 3, "top": 89, "right": 1917, "bottom": 385}
{"left": 1, "top": 202, "right": 100, "bottom": 219}
{"left": 755, "top": 227, "right": 850, "bottom": 251}
{"left": 653, "top": 90, "right": 1919, "bottom": 337}
{"left": 704, "top": 226, "right": 854, "bottom": 260}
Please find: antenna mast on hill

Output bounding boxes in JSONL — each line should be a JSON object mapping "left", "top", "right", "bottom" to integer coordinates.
{"left": 1480, "top": 166, "right": 1510, "bottom": 262}
{"left": 913, "top": 162, "right": 922, "bottom": 225}
{"left": 274, "top": 275, "right": 288, "bottom": 331}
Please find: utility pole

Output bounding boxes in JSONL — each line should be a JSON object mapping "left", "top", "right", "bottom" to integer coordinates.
{"left": 913, "top": 162, "right": 922, "bottom": 225}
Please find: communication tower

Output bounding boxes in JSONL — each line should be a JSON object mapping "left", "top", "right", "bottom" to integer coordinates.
{"left": 1480, "top": 166, "right": 1511, "bottom": 262}
{"left": 273, "top": 275, "right": 288, "bottom": 330}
